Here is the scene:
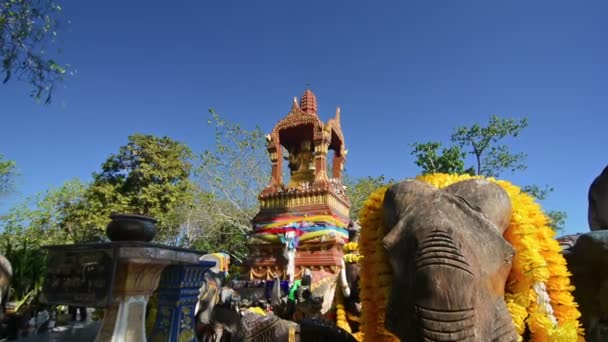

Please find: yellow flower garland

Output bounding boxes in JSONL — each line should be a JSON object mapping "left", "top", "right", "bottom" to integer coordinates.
{"left": 344, "top": 242, "right": 363, "bottom": 264}
{"left": 358, "top": 186, "right": 398, "bottom": 342}
{"left": 344, "top": 242, "right": 359, "bottom": 253}
{"left": 335, "top": 286, "right": 352, "bottom": 333}
{"left": 246, "top": 306, "right": 267, "bottom": 316}
{"left": 357, "top": 173, "right": 584, "bottom": 342}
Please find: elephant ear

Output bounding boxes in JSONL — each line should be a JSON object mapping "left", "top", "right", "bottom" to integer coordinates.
{"left": 444, "top": 179, "right": 512, "bottom": 234}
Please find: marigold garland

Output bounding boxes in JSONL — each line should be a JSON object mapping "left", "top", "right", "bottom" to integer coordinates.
{"left": 335, "top": 286, "right": 352, "bottom": 334}
{"left": 344, "top": 242, "right": 359, "bottom": 253}
{"left": 344, "top": 241, "right": 363, "bottom": 264}
{"left": 356, "top": 174, "right": 584, "bottom": 342}
{"left": 358, "top": 186, "right": 398, "bottom": 342}
{"left": 344, "top": 253, "right": 363, "bottom": 264}
{"left": 246, "top": 306, "right": 266, "bottom": 316}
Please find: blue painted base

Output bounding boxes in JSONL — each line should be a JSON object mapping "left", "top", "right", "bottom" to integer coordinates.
{"left": 149, "top": 261, "right": 215, "bottom": 342}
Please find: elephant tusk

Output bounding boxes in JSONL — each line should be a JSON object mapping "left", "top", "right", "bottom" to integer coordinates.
{"left": 339, "top": 259, "right": 351, "bottom": 298}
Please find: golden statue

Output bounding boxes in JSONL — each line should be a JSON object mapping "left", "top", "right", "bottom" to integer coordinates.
{"left": 285, "top": 141, "right": 315, "bottom": 187}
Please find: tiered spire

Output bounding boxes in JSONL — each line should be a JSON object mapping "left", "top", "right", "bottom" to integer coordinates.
{"left": 299, "top": 89, "right": 318, "bottom": 115}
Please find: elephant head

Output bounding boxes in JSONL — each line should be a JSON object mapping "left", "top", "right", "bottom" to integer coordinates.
{"left": 381, "top": 179, "right": 517, "bottom": 341}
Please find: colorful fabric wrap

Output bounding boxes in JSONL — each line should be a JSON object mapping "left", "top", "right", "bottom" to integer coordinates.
{"left": 288, "top": 279, "right": 302, "bottom": 301}
{"left": 252, "top": 215, "right": 349, "bottom": 244}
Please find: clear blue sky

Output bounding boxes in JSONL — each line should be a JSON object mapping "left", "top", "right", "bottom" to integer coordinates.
{"left": 2, "top": 0, "right": 607, "bottom": 236}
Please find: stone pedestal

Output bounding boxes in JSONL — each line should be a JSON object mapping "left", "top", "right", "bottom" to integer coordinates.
{"left": 148, "top": 263, "right": 215, "bottom": 342}
{"left": 94, "top": 244, "right": 204, "bottom": 342}
{"left": 41, "top": 242, "right": 206, "bottom": 342}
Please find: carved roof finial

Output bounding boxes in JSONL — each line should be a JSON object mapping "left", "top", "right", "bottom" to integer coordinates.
{"left": 292, "top": 96, "right": 299, "bottom": 110}
{"left": 335, "top": 106, "right": 341, "bottom": 122}
{"left": 300, "top": 88, "right": 318, "bottom": 115}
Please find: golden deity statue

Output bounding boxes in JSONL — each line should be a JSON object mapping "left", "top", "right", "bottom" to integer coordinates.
{"left": 286, "top": 140, "right": 315, "bottom": 187}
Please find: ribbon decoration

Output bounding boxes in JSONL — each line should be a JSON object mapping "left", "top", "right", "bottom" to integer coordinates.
{"left": 252, "top": 214, "right": 350, "bottom": 244}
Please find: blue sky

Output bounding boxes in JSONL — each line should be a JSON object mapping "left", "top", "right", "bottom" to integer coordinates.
{"left": 1, "top": 0, "right": 607, "bottom": 235}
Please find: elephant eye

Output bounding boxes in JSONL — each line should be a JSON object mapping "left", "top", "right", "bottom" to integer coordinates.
{"left": 455, "top": 195, "right": 483, "bottom": 213}
{"left": 504, "top": 252, "right": 514, "bottom": 265}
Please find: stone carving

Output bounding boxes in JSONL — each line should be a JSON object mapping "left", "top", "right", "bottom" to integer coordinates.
{"left": 589, "top": 165, "right": 608, "bottom": 230}
{"left": 380, "top": 179, "right": 518, "bottom": 341}
{"left": 563, "top": 231, "right": 608, "bottom": 342}
{"left": 557, "top": 165, "right": 608, "bottom": 342}
{"left": 0, "top": 255, "right": 12, "bottom": 320}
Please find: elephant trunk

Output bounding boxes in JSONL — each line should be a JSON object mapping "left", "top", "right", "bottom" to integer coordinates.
{"left": 339, "top": 259, "right": 350, "bottom": 298}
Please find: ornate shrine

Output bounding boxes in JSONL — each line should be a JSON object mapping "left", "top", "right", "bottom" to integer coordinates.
{"left": 244, "top": 89, "right": 351, "bottom": 307}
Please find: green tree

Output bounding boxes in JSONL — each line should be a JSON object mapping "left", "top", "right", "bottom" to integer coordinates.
{"left": 0, "top": 179, "right": 87, "bottom": 299}
{"left": 190, "top": 110, "right": 269, "bottom": 256}
{"left": 451, "top": 115, "right": 528, "bottom": 177}
{"left": 545, "top": 210, "right": 567, "bottom": 233}
{"left": 0, "top": 153, "right": 17, "bottom": 196}
{"left": 62, "top": 134, "right": 194, "bottom": 243}
{"left": 410, "top": 142, "right": 473, "bottom": 175}
{"left": 521, "top": 184, "right": 567, "bottom": 233}
{"left": 1, "top": 0, "right": 69, "bottom": 103}
{"left": 410, "top": 115, "right": 566, "bottom": 232}
{"left": 344, "top": 174, "right": 394, "bottom": 222}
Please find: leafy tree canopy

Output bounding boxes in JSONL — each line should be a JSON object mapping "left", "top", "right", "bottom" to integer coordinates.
{"left": 61, "top": 134, "right": 194, "bottom": 243}
{"left": 185, "top": 110, "right": 269, "bottom": 257}
{"left": 410, "top": 142, "right": 473, "bottom": 175}
{"left": 1, "top": 0, "right": 69, "bottom": 103}
{"left": 410, "top": 115, "right": 566, "bottom": 232}
{"left": 344, "top": 174, "right": 394, "bottom": 221}
{"left": 451, "top": 115, "right": 528, "bottom": 177}
{"left": 0, "top": 178, "right": 86, "bottom": 298}
{"left": 0, "top": 153, "right": 17, "bottom": 196}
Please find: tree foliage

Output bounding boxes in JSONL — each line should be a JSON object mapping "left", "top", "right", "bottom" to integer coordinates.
{"left": 451, "top": 115, "right": 528, "bottom": 177}
{"left": 521, "top": 184, "right": 567, "bottom": 232}
{"left": 187, "top": 110, "right": 269, "bottom": 256}
{"left": 62, "top": 134, "right": 194, "bottom": 243}
{"left": 1, "top": 0, "right": 69, "bottom": 103}
{"left": 411, "top": 115, "right": 567, "bottom": 232}
{"left": 411, "top": 115, "right": 528, "bottom": 178}
{"left": 545, "top": 210, "right": 567, "bottom": 233}
{"left": 0, "top": 135, "right": 194, "bottom": 298}
{"left": 0, "top": 179, "right": 87, "bottom": 298}
{"left": 410, "top": 142, "right": 472, "bottom": 175}
{"left": 344, "top": 174, "right": 394, "bottom": 221}
{"left": 521, "top": 184, "right": 554, "bottom": 201}
{"left": 0, "top": 153, "right": 17, "bottom": 196}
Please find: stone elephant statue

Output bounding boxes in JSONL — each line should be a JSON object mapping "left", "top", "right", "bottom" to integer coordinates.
{"left": 379, "top": 179, "right": 518, "bottom": 341}
{"left": 342, "top": 223, "right": 362, "bottom": 331}
{"left": 342, "top": 261, "right": 360, "bottom": 329}
{"left": 563, "top": 230, "right": 608, "bottom": 342}
{"left": 589, "top": 164, "right": 608, "bottom": 230}
{"left": 0, "top": 255, "right": 12, "bottom": 320}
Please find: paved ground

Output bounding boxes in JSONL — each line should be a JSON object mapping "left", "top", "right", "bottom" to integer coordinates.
{"left": 2, "top": 321, "right": 101, "bottom": 342}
